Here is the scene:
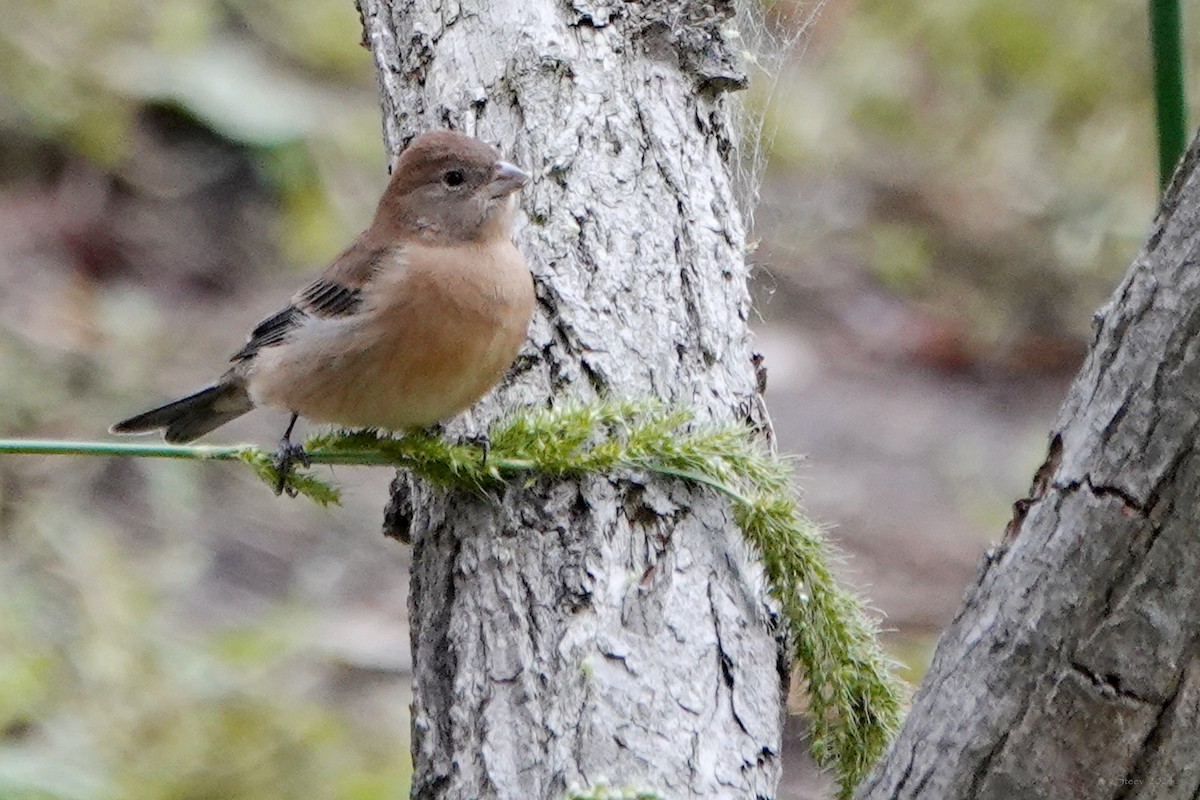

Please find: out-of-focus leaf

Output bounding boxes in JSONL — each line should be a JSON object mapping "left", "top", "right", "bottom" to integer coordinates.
{"left": 0, "top": 752, "right": 103, "bottom": 800}
{"left": 103, "top": 38, "right": 319, "bottom": 146}
{"left": 759, "top": 0, "right": 1167, "bottom": 358}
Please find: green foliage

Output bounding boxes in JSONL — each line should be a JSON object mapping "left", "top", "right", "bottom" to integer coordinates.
{"left": 0, "top": 0, "right": 378, "bottom": 265}
{"left": 867, "top": 222, "right": 934, "bottom": 293}
{"left": 756, "top": 0, "right": 1178, "bottom": 357}
{"left": 0, "top": 523, "right": 412, "bottom": 800}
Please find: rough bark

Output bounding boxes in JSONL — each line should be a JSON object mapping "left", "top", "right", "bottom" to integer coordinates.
{"left": 356, "top": 2, "right": 784, "bottom": 799}
{"left": 860, "top": 139, "right": 1200, "bottom": 798}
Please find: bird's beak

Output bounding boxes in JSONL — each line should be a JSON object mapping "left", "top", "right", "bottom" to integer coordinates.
{"left": 488, "top": 161, "right": 529, "bottom": 198}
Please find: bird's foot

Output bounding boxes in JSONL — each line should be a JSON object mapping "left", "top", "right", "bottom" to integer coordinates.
{"left": 273, "top": 441, "right": 310, "bottom": 497}
{"left": 464, "top": 432, "right": 491, "bottom": 465}
{"left": 273, "top": 413, "right": 308, "bottom": 497}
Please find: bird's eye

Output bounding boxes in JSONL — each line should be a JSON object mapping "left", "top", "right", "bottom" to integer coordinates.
{"left": 442, "top": 169, "right": 465, "bottom": 187}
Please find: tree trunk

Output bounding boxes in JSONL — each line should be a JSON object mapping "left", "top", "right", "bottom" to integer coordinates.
{"left": 860, "top": 140, "right": 1200, "bottom": 798}
{"left": 357, "top": 2, "right": 784, "bottom": 798}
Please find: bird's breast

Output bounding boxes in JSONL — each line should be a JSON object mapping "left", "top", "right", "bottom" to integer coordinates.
{"left": 249, "top": 240, "right": 533, "bottom": 430}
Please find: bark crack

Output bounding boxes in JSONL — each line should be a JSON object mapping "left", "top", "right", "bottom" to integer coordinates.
{"left": 1148, "top": 419, "right": 1200, "bottom": 509}
{"left": 966, "top": 730, "right": 1009, "bottom": 799}
{"left": 1096, "top": 392, "right": 1133, "bottom": 453}
{"left": 1083, "top": 475, "right": 1148, "bottom": 515}
{"left": 1069, "top": 660, "right": 1155, "bottom": 705}
{"left": 1111, "top": 655, "right": 1196, "bottom": 800}
{"left": 1093, "top": 268, "right": 1157, "bottom": 367}
{"left": 519, "top": 572, "right": 543, "bottom": 641}
{"left": 1001, "top": 434, "right": 1063, "bottom": 550}
{"left": 709, "top": 580, "right": 749, "bottom": 737}
{"left": 1052, "top": 472, "right": 1149, "bottom": 517}
{"left": 887, "top": 742, "right": 918, "bottom": 796}
{"left": 910, "top": 772, "right": 933, "bottom": 797}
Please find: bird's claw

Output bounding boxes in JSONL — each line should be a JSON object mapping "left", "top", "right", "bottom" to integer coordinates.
{"left": 465, "top": 432, "right": 491, "bottom": 465}
{"left": 273, "top": 441, "right": 310, "bottom": 497}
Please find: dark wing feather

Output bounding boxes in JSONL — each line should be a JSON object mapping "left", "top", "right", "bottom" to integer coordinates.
{"left": 230, "top": 305, "right": 306, "bottom": 362}
{"left": 229, "top": 239, "right": 386, "bottom": 363}
{"left": 298, "top": 279, "right": 363, "bottom": 317}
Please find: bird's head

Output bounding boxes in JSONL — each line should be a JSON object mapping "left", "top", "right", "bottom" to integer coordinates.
{"left": 374, "top": 130, "right": 529, "bottom": 244}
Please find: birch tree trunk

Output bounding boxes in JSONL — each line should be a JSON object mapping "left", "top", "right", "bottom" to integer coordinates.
{"left": 860, "top": 140, "right": 1200, "bottom": 798}
{"left": 356, "top": 2, "right": 784, "bottom": 798}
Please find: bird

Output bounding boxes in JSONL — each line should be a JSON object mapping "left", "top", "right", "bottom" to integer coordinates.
{"left": 111, "top": 130, "right": 535, "bottom": 492}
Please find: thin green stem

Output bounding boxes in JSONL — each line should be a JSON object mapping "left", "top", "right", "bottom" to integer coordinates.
{"left": 0, "top": 441, "right": 752, "bottom": 503}
{"left": 0, "top": 440, "right": 250, "bottom": 460}
{"left": 1149, "top": 0, "right": 1187, "bottom": 189}
{"left": 0, "top": 439, "right": 535, "bottom": 471}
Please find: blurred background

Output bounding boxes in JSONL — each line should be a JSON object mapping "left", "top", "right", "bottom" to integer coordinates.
{"left": 0, "top": 0, "right": 1179, "bottom": 797}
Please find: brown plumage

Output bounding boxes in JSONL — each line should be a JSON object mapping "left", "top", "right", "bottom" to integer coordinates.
{"left": 111, "top": 131, "right": 534, "bottom": 444}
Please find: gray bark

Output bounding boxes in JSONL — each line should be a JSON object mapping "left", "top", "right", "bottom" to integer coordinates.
{"left": 859, "top": 140, "right": 1200, "bottom": 798}
{"left": 356, "top": 2, "right": 784, "bottom": 799}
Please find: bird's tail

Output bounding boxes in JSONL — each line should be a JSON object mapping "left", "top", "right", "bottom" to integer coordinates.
{"left": 110, "top": 377, "right": 254, "bottom": 443}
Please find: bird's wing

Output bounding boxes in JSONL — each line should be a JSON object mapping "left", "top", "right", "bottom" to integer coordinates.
{"left": 230, "top": 236, "right": 392, "bottom": 363}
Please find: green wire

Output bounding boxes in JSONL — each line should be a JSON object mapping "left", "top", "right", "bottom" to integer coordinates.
{"left": 1149, "top": 0, "right": 1187, "bottom": 190}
